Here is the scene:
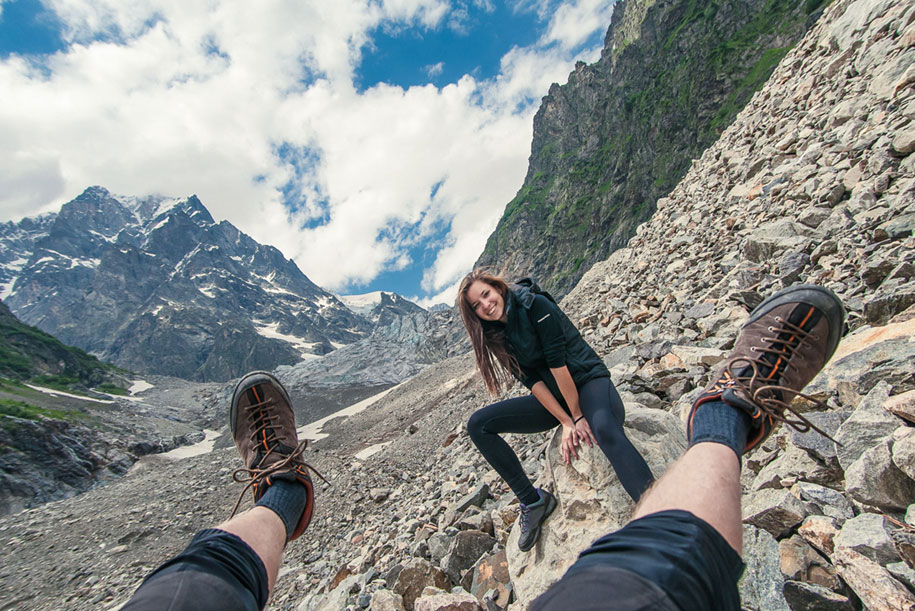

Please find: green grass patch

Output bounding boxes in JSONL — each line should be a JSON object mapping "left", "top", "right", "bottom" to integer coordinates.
{"left": 0, "top": 377, "right": 28, "bottom": 392}
{"left": 95, "top": 383, "right": 128, "bottom": 396}
{"left": 29, "top": 374, "right": 85, "bottom": 394}
{"left": 0, "top": 398, "right": 84, "bottom": 422}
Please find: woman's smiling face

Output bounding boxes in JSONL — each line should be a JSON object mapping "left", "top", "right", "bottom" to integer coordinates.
{"left": 466, "top": 279, "right": 506, "bottom": 322}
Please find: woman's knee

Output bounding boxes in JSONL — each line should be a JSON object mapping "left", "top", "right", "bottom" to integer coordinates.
{"left": 589, "top": 413, "right": 626, "bottom": 447}
{"left": 467, "top": 406, "right": 493, "bottom": 440}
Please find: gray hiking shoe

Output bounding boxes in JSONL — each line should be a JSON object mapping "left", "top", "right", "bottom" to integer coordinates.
{"left": 687, "top": 284, "right": 845, "bottom": 453}
{"left": 518, "top": 489, "right": 557, "bottom": 552}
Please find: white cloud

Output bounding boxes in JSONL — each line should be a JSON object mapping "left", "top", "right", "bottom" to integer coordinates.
{"left": 0, "top": 0, "right": 615, "bottom": 298}
{"left": 424, "top": 61, "right": 444, "bottom": 77}
{"left": 542, "top": 0, "right": 615, "bottom": 50}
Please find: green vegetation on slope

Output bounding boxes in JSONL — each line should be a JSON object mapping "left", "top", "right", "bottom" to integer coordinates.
{"left": 0, "top": 301, "right": 128, "bottom": 394}
{"left": 478, "top": 0, "right": 831, "bottom": 296}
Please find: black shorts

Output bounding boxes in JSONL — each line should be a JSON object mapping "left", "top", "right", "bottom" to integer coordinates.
{"left": 121, "top": 529, "right": 268, "bottom": 611}
{"left": 531, "top": 510, "right": 744, "bottom": 611}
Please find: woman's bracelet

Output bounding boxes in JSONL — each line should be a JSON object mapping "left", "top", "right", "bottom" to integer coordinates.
{"left": 574, "top": 415, "right": 584, "bottom": 424}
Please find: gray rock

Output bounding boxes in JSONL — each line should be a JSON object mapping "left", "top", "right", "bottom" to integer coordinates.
{"left": 887, "top": 562, "right": 915, "bottom": 591}
{"left": 782, "top": 580, "right": 854, "bottom": 611}
{"left": 429, "top": 533, "right": 453, "bottom": 564}
{"left": 393, "top": 559, "right": 451, "bottom": 611}
{"left": 743, "top": 488, "right": 809, "bottom": 538}
{"left": 845, "top": 440, "right": 915, "bottom": 511}
{"left": 413, "top": 591, "right": 482, "bottom": 611}
{"left": 792, "top": 482, "right": 853, "bottom": 522}
{"left": 807, "top": 322, "right": 915, "bottom": 398}
{"left": 892, "top": 428, "right": 915, "bottom": 481}
{"left": 752, "top": 444, "right": 842, "bottom": 491}
{"left": 740, "top": 526, "right": 790, "bottom": 611}
{"left": 790, "top": 408, "right": 851, "bottom": 465}
{"left": 386, "top": 564, "right": 405, "bottom": 588}
{"left": 876, "top": 213, "right": 915, "bottom": 240}
{"left": 453, "top": 507, "right": 493, "bottom": 536}
{"left": 453, "top": 484, "right": 491, "bottom": 516}
{"left": 370, "top": 590, "right": 406, "bottom": 611}
{"left": 893, "top": 531, "right": 915, "bottom": 569}
{"left": 371, "top": 488, "right": 392, "bottom": 503}
{"left": 864, "top": 280, "right": 915, "bottom": 325}
{"left": 834, "top": 513, "right": 902, "bottom": 565}
{"left": 743, "top": 220, "right": 812, "bottom": 263}
{"left": 832, "top": 546, "right": 915, "bottom": 611}
{"left": 440, "top": 530, "right": 496, "bottom": 585}
{"left": 835, "top": 382, "right": 899, "bottom": 471}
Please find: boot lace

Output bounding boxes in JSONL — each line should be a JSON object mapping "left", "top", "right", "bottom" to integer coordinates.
{"left": 711, "top": 315, "right": 837, "bottom": 443}
{"left": 229, "top": 397, "right": 327, "bottom": 518}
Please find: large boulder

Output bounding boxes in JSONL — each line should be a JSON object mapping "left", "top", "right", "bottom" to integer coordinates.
{"left": 834, "top": 382, "right": 900, "bottom": 470}
{"left": 807, "top": 319, "right": 915, "bottom": 399}
{"left": 845, "top": 440, "right": 915, "bottom": 511}
{"left": 832, "top": 546, "right": 915, "bottom": 611}
{"left": 506, "top": 407, "right": 685, "bottom": 608}
{"left": 393, "top": 559, "right": 451, "bottom": 611}
{"left": 741, "top": 526, "right": 790, "bottom": 611}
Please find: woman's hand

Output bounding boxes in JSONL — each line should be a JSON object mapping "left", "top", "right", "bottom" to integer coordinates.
{"left": 561, "top": 423, "right": 580, "bottom": 464}
{"left": 574, "top": 417, "right": 596, "bottom": 449}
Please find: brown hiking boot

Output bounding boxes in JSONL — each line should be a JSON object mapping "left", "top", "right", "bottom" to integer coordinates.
{"left": 229, "top": 371, "right": 319, "bottom": 540}
{"left": 687, "top": 284, "right": 846, "bottom": 453}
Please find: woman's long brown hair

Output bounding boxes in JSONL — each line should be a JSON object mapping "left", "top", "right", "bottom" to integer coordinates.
{"left": 457, "top": 269, "right": 520, "bottom": 396}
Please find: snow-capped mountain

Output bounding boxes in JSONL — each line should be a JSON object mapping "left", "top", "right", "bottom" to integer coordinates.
{"left": 339, "top": 291, "right": 427, "bottom": 326}
{"left": 2, "top": 186, "right": 373, "bottom": 381}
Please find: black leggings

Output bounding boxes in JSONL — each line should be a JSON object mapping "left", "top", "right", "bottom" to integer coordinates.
{"left": 467, "top": 377, "right": 654, "bottom": 503}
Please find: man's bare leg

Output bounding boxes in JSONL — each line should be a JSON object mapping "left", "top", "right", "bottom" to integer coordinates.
{"left": 631, "top": 442, "right": 743, "bottom": 553}
{"left": 217, "top": 506, "right": 288, "bottom": 593}
{"left": 531, "top": 285, "right": 846, "bottom": 611}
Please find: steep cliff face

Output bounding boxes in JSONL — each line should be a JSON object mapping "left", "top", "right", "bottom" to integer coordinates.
{"left": 477, "top": 0, "right": 828, "bottom": 295}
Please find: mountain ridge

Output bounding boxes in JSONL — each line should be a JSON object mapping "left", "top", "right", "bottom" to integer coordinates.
{"left": 1, "top": 187, "right": 440, "bottom": 382}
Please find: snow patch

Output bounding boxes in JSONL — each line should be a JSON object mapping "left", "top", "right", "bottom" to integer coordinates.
{"left": 154, "top": 197, "right": 183, "bottom": 219}
{"left": 198, "top": 285, "right": 218, "bottom": 298}
{"left": 25, "top": 384, "right": 115, "bottom": 404}
{"left": 254, "top": 321, "right": 321, "bottom": 357}
{"left": 0, "top": 280, "right": 15, "bottom": 300}
{"left": 69, "top": 258, "right": 100, "bottom": 269}
{"left": 339, "top": 291, "right": 383, "bottom": 316}
{"left": 129, "top": 380, "right": 154, "bottom": 395}
{"left": 355, "top": 442, "right": 392, "bottom": 460}
{"left": 160, "top": 429, "right": 220, "bottom": 459}
{"left": 297, "top": 387, "right": 395, "bottom": 442}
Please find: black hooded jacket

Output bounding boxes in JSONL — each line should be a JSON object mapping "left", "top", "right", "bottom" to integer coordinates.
{"left": 493, "top": 286, "right": 609, "bottom": 404}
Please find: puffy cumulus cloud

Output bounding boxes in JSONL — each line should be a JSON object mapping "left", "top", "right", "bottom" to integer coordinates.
{"left": 0, "top": 0, "right": 615, "bottom": 299}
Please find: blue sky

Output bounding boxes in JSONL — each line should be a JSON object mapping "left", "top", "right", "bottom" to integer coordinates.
{"left": 0, "top": 0, "right": 616, "bottom": 305}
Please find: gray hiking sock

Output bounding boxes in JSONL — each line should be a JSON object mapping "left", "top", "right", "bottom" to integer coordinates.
{"left": 688, "top": 400, "right": 751, "bottom": 458}
{"left": 255, "top": 479, "right": 308, "bottom": 541}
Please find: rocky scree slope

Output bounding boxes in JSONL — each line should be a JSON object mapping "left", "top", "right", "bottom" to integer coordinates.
{"left": 2, "top": 0, "right": 915, "bottom": 610}
{"left": 477, "top": 0, "right": 829, "bottom": 297}
{"left": 557, "top": 0, "right": 915, "bottom": 608}
{"left": 1, "top": 186, "right": 369, "bottom": 382}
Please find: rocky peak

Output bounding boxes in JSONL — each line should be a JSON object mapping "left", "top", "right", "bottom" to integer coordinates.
{"left": 1, "top": 188, "right": 371, "bottom": 381}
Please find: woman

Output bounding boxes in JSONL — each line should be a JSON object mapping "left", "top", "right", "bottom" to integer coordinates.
{"left": 458, "top": 269, "right": 654, "bottom": 552}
